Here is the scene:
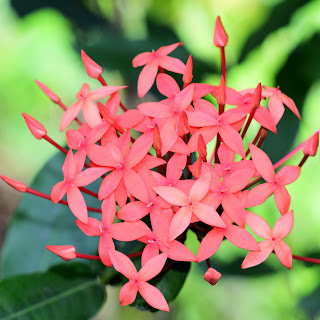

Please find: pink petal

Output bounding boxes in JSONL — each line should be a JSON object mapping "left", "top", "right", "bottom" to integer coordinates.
{"left": 138, "top": 282, "right": 169, "bottom": 312}
{"left": 132, "top": 51, "right": 153, "bottom": 67}
{"left": 116, "top": 129, "right": 131, "bottom": 159}
{"left": 123, "top": 168, "right": 149, "bottom": 203}
{"left": 108, "top": 250, "right": 137, "bottom": 280}
{"left": 279, "top": 92, "right": 301, "bottom": 120}
{"left": 158, "top": 55, "right": 186, "bottom": 74}
{"left": 193, "top": 83, "right": 215, "bottom": 100}
{"left": 125, "top": 134, "right": 152, "bottom": 168}
{"left": 166, "top": 153, "right": 187, "bottom": 182}
{"left": 117, "top": 201, "right": 150, "bottom": 221}
{"left": 98, "top": 234, "right": 115, "bottom": 267}
{"left": 189, "top": 172, "right": 211, "bottom": 202}
{"left": 246, "top": 183, "right": 274, "bottom": 208}
{"left": 188, "top": 127, "right": 218, "bottom": 153}
{"left": 137, "top": 253, "right": 168, "bottom": 281}
{"left": 156, "top": 42, "right": 182, "bottom": 56}
{"left": 51, "top": 181, "right": 68, "bottom": 203}
{"left": 111, "top": 221, "right": 150, "bottom": 241}
{"left": 224, "top": 225, "right": 260, "bottom": 251}
{"left": 82, "top": 100, "right": 102, "bottom": 128}
{"left": 101, "top": 193, "right": 116, "bottom": 226}
{"left": 62, "top": 150, "right": 77, "bottom": 179}
{"left": 174, "top": 85, "right": 194, "bottom": 111}
{"left": 274, "top": 239, "right": 292, "bottom": 269}
{"left": 86, "top": 144, "right": 117, "bottom": 167}
{"left": 139, "top": 154, "right": 167, "bottom": 170}
{"left": 153, "top": 186, "right": 188, "bottom": 206}
{"left": 66, "top": 129, "right": 84, "bottom": 149}
{"left": 116, "top": 110, "right": 145, "bottom": 129}
{"left": 73, "top": 167, "right": 107, "bottom": 186}
{"left": 114, "top": 180, "right": 128, "bottom": 208}
{"left": 223, "top": 168, "right": 255, "bottom": 193}
{"left": 273, "top": 210, "right": 294, "bottom": 239}
{"left": 218, "top": 143, "right": 235, "bottom": 166}
{"left": 137, "top": 102, "right": 172, "bottom": 118}
{"left": 75, "top": 217, "right": 101, "bottom": 236}
{"left": 245, "top": 211, "right": 273, "bottom": 239}
{"left": 185, "top": 111, "right": 218, "bottom": 127}
{"left": 87, "top": 86, "right": 127, "bottom": 101}
{"left": 219, "top": 124, "right": 245, "bottom": 159}
{"left": 60, "top": 100, "right": 83, "bottom": 131}
{"left": 141, "top": 244, "right": 159, "bottom": 266}
{"left": 274, "top": 185, "right": 291, "bottom": 215}
{"left": 241, "top": 240, "right": 274, "bottom": 269}
{"left": 87, "top": 122, "right": 110, "bottom": 144}
{"left": 168, "top": 240, "right": 196, "bottom": 262}
{"left": 192, "top": 202, "right": 226, "bottom": 228}
{"left": 276, "top": 165, "right": 301, "bottom": 185}
{"left": 160, "top": 117, "right": 178, "bottom": 156}
{"left": 156, "top": 73, "right": 180, "bottom": 98}
{"left": 137, "top": 60, "right": 159, "bottom": 98}
{"left": 119, "top": 282, "right": 138, "bottom": 306}
{"left": 168, "top": 206, "right": 192, "bottom": 241}
{"left": 268, "top": 94, "right": 285, "bottom": 125}
{"left": 98, "top": 170, "right": 122, "bottom": 200}
{"left": 222, "top": 194, "right": 246, "bottom": 227}
{"left": 196, "top": 228, "right": 224, "bottom": 262}
{"left": 193, "top": 98, "right": 218, "bottom": 118}
{"left": 170, "top": 137, "right": 190, "bottom": 155}
{"left": 254, "top": 106, "right": 277, "bottom": 133}
{"left": 249, "top": 144, "right": 275, "bottom": 182}
{"left": 67, "top": 186, "right": 88, "bottom": 224}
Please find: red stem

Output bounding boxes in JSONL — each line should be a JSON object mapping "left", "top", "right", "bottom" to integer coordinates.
{"left": 292, "top": 254, "right": 320, "bottom": 264}
{"left": 220, "top": 47, "right": 226, "bottom": 82}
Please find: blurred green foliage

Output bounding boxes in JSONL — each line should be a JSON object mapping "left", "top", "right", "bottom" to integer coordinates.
{"left": 1, "top": 0, "right": 320, "bottom": 319}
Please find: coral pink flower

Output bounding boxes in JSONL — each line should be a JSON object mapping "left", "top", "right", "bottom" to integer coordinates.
{"left": 81, "top": 50, "right": 103, "bottom": 79}
{"left": 196, "top": 212, "right": 260, "bottom": 262}
{"left": 247, "top": 144, "right": 301, "bottom": 214}
{"left": 132, "top": 42, "right": 186, "bottom": 98}
{"left": 51, "top": 150, "right": 107, "bottom": 223}
{"left": 154, "top": 172, "right": 226, "bottom": 241}
{"left": 75, "top": 194, "right": 149, "bottom": 267}
{"left": 204, "top": 267, "right": 222, "bottom": 285}
{"left": 242, "top": 210, "right": 294, "bottom": 269}
{"left": 60, "top": 83, "right": 126, "bottom": 131}
{"left": 22, "top": 113, "right": 47, "bottom": 140}
{"left": 46, "top": 245, "right": 76, "bottom": 261}
{"left": 213, "top": 16, "right": 228, "bottom": 48}
{"left": 109, "top": 250, "right": 169, "bottom": 311}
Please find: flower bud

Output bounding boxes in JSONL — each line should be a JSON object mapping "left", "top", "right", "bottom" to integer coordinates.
{"left": 153, "top": 124, "right": 162, "bottom": 153}
{"left": 213, "top": 16, "right": 228, "bottom": 48}
{"left": 197, "top": 134, "right": 207, "bottom": 162}
{"left": 46, "top": 245, "right": 76, "bottom": 261}
{"left": 35, "top": 80, "right": 60, "bottom": 103}
{"left": 0, "top": 175, "right": 27, "bottom": 192}
{"left": 217, "top": 75, "right": 226, "bottom": 105}
{"left": 22, "top": 113, "right": 47, "bottom": 140}
{"left": 204, "top": 267, "right": 221, "bottom": 285}
{"left": 303, "top": 132, "right": 319, "bottom": 156}
{"left": 183, "top": 55, "right": 193, "bottom": 85}
{"left": 81, "top": 50, "right": 103, "bottom": 79}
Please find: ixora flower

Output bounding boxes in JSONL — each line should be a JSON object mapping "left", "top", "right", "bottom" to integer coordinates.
{"left": 1, "top": 15, "right": 320, "bottom": 313}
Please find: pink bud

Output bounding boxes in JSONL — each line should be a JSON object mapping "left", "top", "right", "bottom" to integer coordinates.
{"left": 251, "top": 83, "right": 262, "bottom": 110}
{"left": 197, "top": 134, "right": 207, "bottom": 161}
{"left": 213, "top": 16, "right": 228, "bottom": 48}
{"left": 46, "top": 245, "right": 76, "bottom": 261}
{"left": 22, "top": 113, "right": 47, "bottom": 140}
{"left": 204, "top": 267, "right": 221, "bottom": 285}
{"left": 81, "top": 50, "right": 103, "bottom": 79}
{"left": 0, "top": 175, "right": 27, "bottom": 192}
{"left": 217, "top": 75, "right": 226, "bottom": 105}
{"left": 303, "top": 132, "right": 319, "bottom": 156}
{"left": 153, "top": 124, "right": 162, "bottom": 152}
{"left": 35, "top": 80, "right": 60, "bottom": 103}
{"left": 183, "top": 55, "right": 193, "bottom": 85}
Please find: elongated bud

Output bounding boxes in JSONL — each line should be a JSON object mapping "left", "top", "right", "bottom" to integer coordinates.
{"left": 81, "top": 50, "right": 103, "bottom": 79}
{"left": 197, "top": 134, "right": 207, "bottom": 162}
{"left": 182, "top": 111, "right": 191, "bottom": 133}
{"left": 217, "top": 75, "right": 226, "bottom": 105}
{"left": 204, "top": 267, "right": 221, "bottom": 285}
{"left": 250, "top": 83, "right": 262, "bottom": 110}
{"left": 22, "top": 113, "right": 47, "bottom": 139}
{"left": 213, "top": 16, "right": 228, "bottom": 48}
{"left": 46, "top": 245, "right": 76, "bottom": 261}
{"left": 35, "top": 80, "right": 60, "bottom": 103}
{"left": 97, "top": 101, "right": 115, "bottom": 124}
{"left": 190, "top": 157, "right": 202, "bottom": 180}
{"left": 303, "top": 132, "right": 319, "bottom": 156}
{"left": 183, "top": 55, "right": 193, "bottom": 85}
{"left": 153, "top": 124, "right": 162, "bottom": 153}
{"left": 0, "top": 175, "right": 27, "bottom": 192}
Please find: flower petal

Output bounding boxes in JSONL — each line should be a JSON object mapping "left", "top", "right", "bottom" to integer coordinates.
{"left": 156, "top": 73, "right": 180, "bottom": 98}
{"left": 108, "top": 250, "right": 137, "bottom": 280}
{"left": 153, "top": 186, "right": 188, "bottom": 206}
{"left": 158, "top": 55, "right": 186, "bottom": 74}
{"left": 168, "top": 240, "right": 196, "bottom": 262}
{"left": 111, "top": 221, "right": 150, "bottom": 241}
{"left": 51, "top": 181, "right": 68, "bottom": 204}
{"left": 224, "top": 225, "right": 260, "bottom": 251}
{"left": 67, "top": 186, "right": 88, "bottom": 224}
{"left": 274, "top": 239, "right": 292, "bottom": 269}
{"left": 138, "top": 282, "right": 169, "bottom": 312}
{"left": 123, "top": 168, "right": 149, "bottom": 203}
{"left": 118, "top": 201, "right": 150, "bottom": 221}
{"left": 241, "top": 240, "right": 273, "bottom": 269}
{"left": 276, "top": 165, "right": 301, "bottom": 185}
{"left": 192, "top": 202, "right": 226, "bottom": 228}
{"left": 137, "top": 60, "right": 159, "bottom": 98}
{"left": 274, "top": 185, "right": 291, "bottom": 215}
{"left": 98, "top": 170, "right": 122, "bottom": 200}
{"left": 119, "top": 282, "right": 138, "bottom": 306}
{"left": 273, "top": 210, "right": 294, "bottom": 239}
{"left": 137, "top": 253, "right": 168, "bottom": 281}
{"left": 168, "top": 206, "right": 192, "bottom": 241}
{"left": 189, "top": 172, "right": 211, "bottom": 202}
{"left": 60, "top": 100, "right": 83, "bottom": 131}
{"left": 245, "top": 211, "right": 273, "bottom": 239}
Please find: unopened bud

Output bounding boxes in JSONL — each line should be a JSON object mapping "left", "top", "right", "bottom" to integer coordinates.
{"left": 35, "top": 80, "right": 60, "bottom": 103}
{"left": 251, "top": 83, "right": 262, "bottom": 110}
{"left": 197, "top": 134, "right": 207, "bottom": 162}
{"left": 81, "top": 50, "right": 103, "bottom": 79}
{"left": 153, "top": 124, "right": 162, "bottom": 152}
{"left": 204, "top": 267, "right": 221, "bottom": 285}
{"left": 22, "top": 113, "right": 47, "bottom": 139}
{"left": 0, "top": 175, "right": 27, "bottom": 192}
{"left": 213, "top": 16, "right": 228, "bottom": 48}
{"left": 183, "top": 55, "right": 193, "bottom": 85}
{"left": 217, "top": 75, "right": 226, "bottom": 105}
{"left": 303, "top": 132, "right": 319, "bottom": 156}
{"left": 46, "top": 245, "right": 76, "bottom": 261}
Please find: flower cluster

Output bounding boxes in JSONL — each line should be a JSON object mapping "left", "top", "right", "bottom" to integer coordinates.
{"left": 1, "top": 16, "right": 319, "bottom": 312}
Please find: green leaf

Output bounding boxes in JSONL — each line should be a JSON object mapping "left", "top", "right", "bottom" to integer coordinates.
{"left": 0, "top": 262, "right": 106, "bottom": 320}
{"left": 131, "top": 260, "right": 190, "bottom": 312}
{"left": 1, "top": 152, "right": 101, "bottom": 278}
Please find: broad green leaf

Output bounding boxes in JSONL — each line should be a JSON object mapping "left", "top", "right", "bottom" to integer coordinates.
{"left": 1, "top": 152, "right": 101, "bottom": 278}
{"left": 0, "top": 262, "right": 106, "bottom": 320}
{"left": 131, "top": 260, "right": 190, "bottom": 312}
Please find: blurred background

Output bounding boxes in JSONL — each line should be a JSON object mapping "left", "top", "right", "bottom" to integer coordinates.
{"left": 0, "top": 0, "right": 320, "bottom": 319}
